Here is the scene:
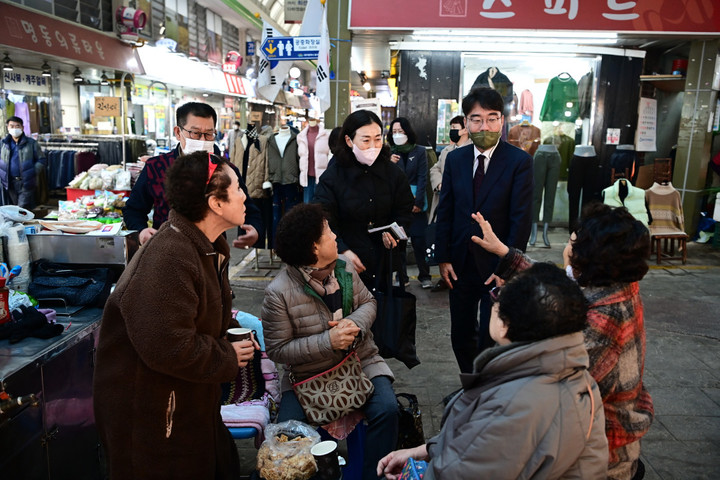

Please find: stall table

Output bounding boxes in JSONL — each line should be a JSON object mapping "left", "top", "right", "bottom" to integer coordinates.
{"left": 0, "top": 308, "right": 103, "bottom": 479}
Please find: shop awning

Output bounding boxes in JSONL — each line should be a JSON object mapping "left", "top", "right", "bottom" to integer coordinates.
{"left": 137, "top": 45, "right": 253, "bottom": 98}
{"left": 0, "top": 3, "right": 143, "bottom": 74}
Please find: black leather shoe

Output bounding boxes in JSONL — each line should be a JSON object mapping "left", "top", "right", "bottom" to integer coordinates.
{"left": 431, "top": 280, "right": 448, "bottom": 292}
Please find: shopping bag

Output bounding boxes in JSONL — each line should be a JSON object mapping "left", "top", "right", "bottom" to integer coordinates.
{"left": 396, "top": 393, "right": 425, "bottom": 449}
{"left": 372, "top": 282, "right": 420, "bottom": 369}
{"left": 399, "top": 458, "right": 428, "bottom": 480}
{"left": 424, "top": 222, "right": 437, "bottom": 267}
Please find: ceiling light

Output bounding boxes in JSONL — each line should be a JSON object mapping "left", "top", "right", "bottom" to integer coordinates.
{"left": 73, "top": 67, "right": 83, "bottom": 82}
{"left": 41, "top": 61, "right": 52, "bottom": 77}
{"left": 363, "top": 81, "right": 371, "bottom": 91}
{"left": 202, "top": 93, "right": 209, "bottom": 97}
{"left": 100, "top": 71, "right": 109, "bottom": 86}
{"left": 289, "top": 66, "right": 301, "bottom": 79}
{"left": 411, "top": 29, "right": 617, "bottom": 39}
{"left": 2, "top": 53, "right": 13, "bottom": 72}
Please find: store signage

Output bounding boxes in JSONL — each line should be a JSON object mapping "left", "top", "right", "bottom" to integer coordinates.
{"left": 2, "top": 67, "right": 51, "bottom": 94}
{"left": 285, "top": 0, "right": 308, "bottom": 24}
{"left": 350, "top": 96, "right": 381, "bottom": 118}
{"left": 223, "top": 72, "right": 247, "bottom": 96}
{"left": 95, "top": 97, "right": 121, "bottom": 117}
{"left": 349, "top": 0, "right": 720, "bottom": 32}
{"left": 261, "top": 36, "right": 319, "bottom": 61}
{"left": 246, "top": 41, "right": 256, "bottom": 57}
{"left": 606, "top": 128, "right": 620, "bottom": 146}
{"left": 0, "top": 3, "right": 143, "bottom": 74}
{"left": 636, "top": 97, "right": 657, "bottom": 152}
{"left": 249, "top": 111, "right": 263, "bottom": 122}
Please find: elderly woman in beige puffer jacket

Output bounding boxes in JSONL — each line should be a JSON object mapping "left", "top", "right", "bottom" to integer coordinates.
{"left": 261, "top": 203, "right": 398, "bottom": 480}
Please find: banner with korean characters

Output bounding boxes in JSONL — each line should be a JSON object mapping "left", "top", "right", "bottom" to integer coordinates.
{"left": 349, "top": 0, "right": 719, "bottom": 32}
{"left": 2, "top": 68, "right": 51, "bottom": 94}
{"left": 0, "top": 3, "right": 143, "bottom": 74}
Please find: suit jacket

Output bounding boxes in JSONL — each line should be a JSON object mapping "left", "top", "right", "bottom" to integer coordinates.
{"left": 435, "top": 141, "right": 533, "bottom": 277}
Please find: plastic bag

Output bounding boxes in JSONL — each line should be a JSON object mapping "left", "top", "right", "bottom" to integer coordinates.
{"left": 256, "top": 420, "right": 320, "bottom": 480}
{"left": 0, "top": 205, "right": 34, "bottom": 223}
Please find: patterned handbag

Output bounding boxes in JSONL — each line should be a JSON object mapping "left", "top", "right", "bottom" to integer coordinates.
{"left": 291, "top": 350, "right": 374, "bottom": 426}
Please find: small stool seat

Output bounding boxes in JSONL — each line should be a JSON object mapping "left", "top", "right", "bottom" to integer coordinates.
{"left": 228, "top": 427, "right": 261, "bottom": 440}
{"left": 650, "top": 232, "right": 688, "bottom": 265}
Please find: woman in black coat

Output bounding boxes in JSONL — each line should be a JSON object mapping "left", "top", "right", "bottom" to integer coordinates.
{"left": 388, "top": 117, "right": 431, "bottom": 289}
{"left": 313, "top": 110, "right": 414, "bottom": 291}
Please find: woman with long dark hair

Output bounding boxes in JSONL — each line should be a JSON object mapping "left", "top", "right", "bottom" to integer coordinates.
{"left": 313, "top": 110, "right": 414, "bottom": 291}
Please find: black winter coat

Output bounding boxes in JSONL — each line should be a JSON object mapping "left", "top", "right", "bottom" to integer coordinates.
{"left": 313, "top": 147, "right": 413, "bottom": 288}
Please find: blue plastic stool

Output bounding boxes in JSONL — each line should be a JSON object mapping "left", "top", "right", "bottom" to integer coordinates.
{"left": 228, "top": 427, "right": 260, "bottom": 440}
{"left": 318, "top": 421, "right": 366, "bottom": 480}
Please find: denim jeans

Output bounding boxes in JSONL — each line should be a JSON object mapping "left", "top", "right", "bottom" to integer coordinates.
{"left": 303, "top": 176, "right": 316, "bottom": 204}
{"left": 278, "top": 375, "right": 398, "bottom": 479}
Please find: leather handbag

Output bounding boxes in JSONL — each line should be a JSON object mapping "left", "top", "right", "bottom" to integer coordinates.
{"left": 291, "top": 350, "right": 374, "bottom": 426}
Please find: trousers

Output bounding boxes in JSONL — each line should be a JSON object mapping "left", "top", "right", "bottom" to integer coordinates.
{"left": 532, "top": 149, "right": 561, "bottom": 223}
{"left": 448, "top": 259, "right": 493, "bottom": 373}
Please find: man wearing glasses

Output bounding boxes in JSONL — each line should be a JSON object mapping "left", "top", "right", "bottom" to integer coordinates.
{"left": 124, "top": 102, "right": 262, "bottom": 246}
{"left": 435, "top": 87, "right": 533, "bottom": 374}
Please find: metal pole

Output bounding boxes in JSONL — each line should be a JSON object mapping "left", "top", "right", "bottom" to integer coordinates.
{"left": 119, "top": 72, "right": 130, "bottom": 170}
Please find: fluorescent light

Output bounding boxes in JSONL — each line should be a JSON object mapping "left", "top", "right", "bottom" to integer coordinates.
{"left": 409, "top": 35, "right": 616, "bottom": 45}
{"left": 411, "top": 29, "right": 618, "bottom": 39}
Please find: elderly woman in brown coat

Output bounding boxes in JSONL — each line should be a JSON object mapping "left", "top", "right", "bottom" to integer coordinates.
{"left": 262, "top": 203, "right": 398, "bottom": 480}
{"left": 93, "top": 152, "right": 256, "bottom": 479}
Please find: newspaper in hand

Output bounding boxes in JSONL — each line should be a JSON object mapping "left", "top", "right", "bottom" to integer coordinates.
{"left": 367, "top": 222, "right": 408, "bottom": 241}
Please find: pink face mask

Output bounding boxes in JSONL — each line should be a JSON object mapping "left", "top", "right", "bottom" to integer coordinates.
{"left": 352, "top": 143, "right": 381, "bottom": 166}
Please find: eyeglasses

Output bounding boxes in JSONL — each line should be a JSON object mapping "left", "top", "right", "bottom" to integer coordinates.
{"left": 206, "top": 153, "right": 220, "bottom": 185}
{"left": 466, "top": 115, "right": 500, "bottom": 128}
{"left": 489, "top": 286, "right": 502, "bottom": 302}
{"left": 180, "top": 126, "right": 216, "bottom": 141}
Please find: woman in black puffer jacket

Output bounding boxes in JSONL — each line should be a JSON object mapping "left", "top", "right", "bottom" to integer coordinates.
{"left": 313, "top": 110, "right": 414, "bottom": 291}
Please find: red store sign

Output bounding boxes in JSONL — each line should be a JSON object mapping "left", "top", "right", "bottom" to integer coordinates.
{"left": 0, "top": 3, "right": 144, "bottom": 74}
{"left": 349, "top": 0, "right": 720, "bottom": 32}
{"left": 223, "top": 72, "right": 247, "bottom": 96}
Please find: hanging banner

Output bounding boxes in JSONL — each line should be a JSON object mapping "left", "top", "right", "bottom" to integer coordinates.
{"left": 349, "top": 0, "right": 720, "bottom": 32}
{"left": 350, "top": 96, "right": 381, "bottom": 118}
{"left": 636, "top": 97, "right": 657, "bottom": 152}
{"left": 285, "top": 0, "right": 308, "bottom": 24}
{"left": 2, "top": 67, "right": 51, "bottom": 94}
{"left": 0, "top": 3, "right": 143, "bottom": 74}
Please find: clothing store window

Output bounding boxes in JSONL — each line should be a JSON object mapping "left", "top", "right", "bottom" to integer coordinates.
{"left": 461, "top": 53, "right": 601, "bottom": 227}
{"left": 79, "top": 84, "right": 120, "bottom": 135}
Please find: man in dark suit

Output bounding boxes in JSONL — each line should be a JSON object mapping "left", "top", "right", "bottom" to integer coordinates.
{"left": 435, "top": 87, "right": 533, "bottom": 373}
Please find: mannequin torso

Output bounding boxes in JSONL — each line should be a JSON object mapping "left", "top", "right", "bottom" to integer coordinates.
{"left": 275, "top": 126, "right": 292, "bottom": 156}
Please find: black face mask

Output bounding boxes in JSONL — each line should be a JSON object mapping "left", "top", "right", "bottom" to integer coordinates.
{"left": 449, "top": 129, "right": 461, "bottom": 143}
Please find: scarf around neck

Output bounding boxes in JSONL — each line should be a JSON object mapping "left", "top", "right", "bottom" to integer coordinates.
{"left": 391, "top": 143, "right": 415, "bottom": 155}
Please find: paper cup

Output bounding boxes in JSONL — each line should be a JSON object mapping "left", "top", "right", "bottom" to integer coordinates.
{"left": 227, "top": 327, "right": 252, "bottom": 343}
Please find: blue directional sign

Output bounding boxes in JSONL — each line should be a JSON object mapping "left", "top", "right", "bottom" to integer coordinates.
{"left": 260, "top": 36, "right": 320, "bottom": 61}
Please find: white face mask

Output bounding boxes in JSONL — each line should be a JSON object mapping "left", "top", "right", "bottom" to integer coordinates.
{"left": 183, "top": 138, "right": 214, "bottom": 154}
{"left": 233, "top": 125, "right": 239, "bottom": 130}
{"left": 8, "top": 128, "right": 23, "bottom": 138}
{"left": 392, "top": 133, "right": 408, "bottom": 145}
{"left": 352, "top": 143, "right": 381, "bottom": 166}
